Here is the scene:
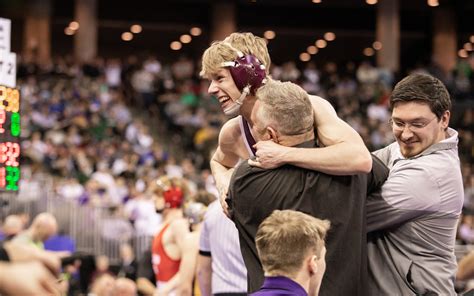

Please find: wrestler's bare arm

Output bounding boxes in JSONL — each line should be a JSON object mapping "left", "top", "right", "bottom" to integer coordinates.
{"left": 176, "top": 231, "right": 200, "bottom": 295}
{"left": 196, "top": 255, "right": 212, "bottom": 296}
{"left": 210, "top": 118, "right": 242, "bottom": 208}
{"left": 251, "top": 95, "right": 372, "bottom": 174}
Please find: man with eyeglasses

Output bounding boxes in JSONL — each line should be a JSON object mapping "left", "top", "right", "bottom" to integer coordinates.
{"left": 366, "top": 73, "right": 464, "bottom": 295}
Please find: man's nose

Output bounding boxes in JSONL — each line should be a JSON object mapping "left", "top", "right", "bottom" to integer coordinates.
{"left": 208, "top": 81, "right": 218, "bottom": 94}
{"left": 400, "top": 126, "right": 414, "bottom": 139}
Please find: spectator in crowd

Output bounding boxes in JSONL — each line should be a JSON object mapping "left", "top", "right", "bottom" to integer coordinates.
{"left": 457, "top": 250, "right": 474, "bottom": 282}
{"left": 44, "top": 228, "right": 76, "bottom": 254}
{"left": 117, "top": 243, "right": 138, "bottom": 281}
{"left": 252, "top": 210, "right": 330, "bottom": 296}
{"left": 89, "top": 273, "right": 115, "bottom": 296}
{"left": 197, "top": 199, "right": 247, "bottom": 296}
{"left": 200, "top": 32, "right": 372, "bottom": 215}
{"left": 179, "top": 190, "right": 215, "bottom": 295}
{"left": 13, "top": 212, "right": 58, "bottom": 249}
{"left": 228, "top": 80, "right": 388, "bottom": 295}
{"left": 458, "top": 212, "right": 474, "bottom": 244}
{"left": 366, "top": 73, "right": 464, "bottom": 295}
{"left": 91, "top": 255, "right": 115, "bottom": 284}
{"left": 136, "top": 249, "right": 156, "bottom": 295}
{"left": 114, "top": 277, "right": 137, "bottom": 296}
{"left": 0, "top": 215, "right": 24, "bottom": 241}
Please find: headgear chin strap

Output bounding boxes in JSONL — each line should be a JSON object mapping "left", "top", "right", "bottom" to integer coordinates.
{"left": 222, "top": 85, "right": 251, "bottom": 117}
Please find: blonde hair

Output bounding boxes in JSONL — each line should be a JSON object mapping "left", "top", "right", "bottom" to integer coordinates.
{"left": 200, "top": 32, "right": 271, "bottom": 78}
{"left": 255, "top": 80, "right": 313, "bottom": 136}
{"left": 256, "top": 210, "right": 330, "bottom": 277}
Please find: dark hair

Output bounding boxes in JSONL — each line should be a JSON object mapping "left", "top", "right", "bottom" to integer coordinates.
{"left": 390, "top": 73, "right": 451, "bottom": 119}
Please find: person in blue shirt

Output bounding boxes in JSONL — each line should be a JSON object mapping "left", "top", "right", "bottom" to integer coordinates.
{"left": 251, "top": 210, "right": 330, "bottom": 296}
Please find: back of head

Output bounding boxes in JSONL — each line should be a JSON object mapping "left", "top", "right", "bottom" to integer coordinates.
{"left": 256, "top": 210, "right": 330, "bottom": 277}
{"left": 192, "top": 190, "right": 216, "bottom": 207}
{"left": 150, "top": 176, "right": 189, "bottom": 209}
{"left": 200, "top": 32, "right": 271, "bottom": 78}
{"left": 114, "top": 278, "right": 137, "bottom": 296}
{"left": 184, "top": 190, "right": 215, "bottom": 225}
{"left": 2, "top": 215, "right": 23, "bottom": 236}
{"left": 90, "top": 273, "right": 115, "bottom": 296}
{"left": 390, "top": 73, "right": 451, "bottom": 119}
{"left": 31, "top": 212, "right": 58, "bottom": 241}
{"left": 255, "top": 80, "right": 313, "bottom": 136}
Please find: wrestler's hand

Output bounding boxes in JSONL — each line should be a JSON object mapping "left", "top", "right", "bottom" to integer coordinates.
{"left": 218, "top": 186, "right": 230, "bottom": 218}
{"left": 216, "top": 168, "right": 234, "bottom": 218}
{"left": 249, "top": 140, "right": 289, "bottom": 169}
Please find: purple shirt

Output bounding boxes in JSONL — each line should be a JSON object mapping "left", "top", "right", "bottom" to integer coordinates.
{"left": 250, "top": 276, "right": 308, "bottom": 296}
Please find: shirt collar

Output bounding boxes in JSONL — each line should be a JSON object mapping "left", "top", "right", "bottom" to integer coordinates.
{"left": 418, "top": 127, "right": 458, "bottom": 157}
{"left": 259, "top": 276, "right": 308, "bottom": 296}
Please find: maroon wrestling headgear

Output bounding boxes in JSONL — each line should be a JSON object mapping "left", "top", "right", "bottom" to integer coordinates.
{"left": 221, "top": 52, "right": 266, "bottom": 94}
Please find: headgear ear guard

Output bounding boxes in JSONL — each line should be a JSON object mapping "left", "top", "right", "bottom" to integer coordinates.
{"left": 221, "top": 51, "right": 266, "bottom": 95}
{"left": 163, "top": 187, "right": 184, "bottom": 209}
{"left": 155, "top": 178, "right": 184, "bottom": 209}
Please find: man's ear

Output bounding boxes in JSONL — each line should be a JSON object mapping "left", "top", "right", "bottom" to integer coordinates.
{"left": 308, "top": 255, "right": 318, "bottom": 275}
{"left": 267, "top": 126, "right": 279, "bottom": 143}
{"left": 441, "top": 110, "right": 450, "bottom": 130}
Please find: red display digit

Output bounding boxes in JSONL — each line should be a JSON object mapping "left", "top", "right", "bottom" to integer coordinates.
{"left": 0, "top": 143, "right": 6, "bottom": 164}
{"left": 0, "top": 167, "right": 5, "bottom": 188}
{"left": 0, "top": 109, "right": 5, "bottom": 133}
{"left": 5, "top": 142, "right": 20, "bottom": 167}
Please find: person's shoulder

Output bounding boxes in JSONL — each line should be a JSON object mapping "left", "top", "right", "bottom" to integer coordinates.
{"left": 308, "top": 94, "right": 337, "bottom": 119}
{"left": 308, "top": 94, "right": 332, "bottom": 107}
{"left": 233, "top": 159, "right": 253, "bottom": 178}
{"left": 220, "top": 116, "right": 242, "bottom": 136}
{"left": 169, "top": 217, "right": 190, "bottom": 233}
{"left": 234, "top": 158, "right": 273, "bottom": 177}
{"left": 218, "top": 116, "right": 243, "bottom": 145}
{"left": 203, "top": 200, "right": 221, "bottom": 218}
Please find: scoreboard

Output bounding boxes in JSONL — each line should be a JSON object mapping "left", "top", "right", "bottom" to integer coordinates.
{"left": 0, "top": 86, "right": 20, "bottom": 191}
{"left": 0, "top": 17, "right": 20, "bottom": 192}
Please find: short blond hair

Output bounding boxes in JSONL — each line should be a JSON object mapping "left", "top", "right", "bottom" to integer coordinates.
{"left": 255, "top": 80, "right": 313, "bottom": 136}
{"left": 200, "top": 32, "right": 271, "bottom": 78}
{"left": 256, "top": 210, "right": 330, "bottom": 277}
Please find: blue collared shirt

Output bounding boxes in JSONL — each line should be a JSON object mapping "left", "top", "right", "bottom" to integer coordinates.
{"left": 250, "top": 276, "right": 308, "bottom": 296}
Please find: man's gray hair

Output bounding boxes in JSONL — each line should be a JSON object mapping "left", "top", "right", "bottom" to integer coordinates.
{"left": 256, "top": 79, "right": 313, "bottom": 136}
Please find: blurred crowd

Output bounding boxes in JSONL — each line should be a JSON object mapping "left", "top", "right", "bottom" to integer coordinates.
{"left": 0, "top": 52, "right": 472, "bottom": 294}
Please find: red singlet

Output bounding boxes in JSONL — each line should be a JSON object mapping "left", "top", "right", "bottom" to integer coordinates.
{"left": 152, "top": 223, "right": 181, "bottom": 282}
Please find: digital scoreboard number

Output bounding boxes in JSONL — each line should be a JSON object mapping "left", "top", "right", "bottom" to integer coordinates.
{"left": 0, "top": 17, "right": 20, "bottom": 192}
{"left": 0, "top": 85, "right": 20, "bottom": 191}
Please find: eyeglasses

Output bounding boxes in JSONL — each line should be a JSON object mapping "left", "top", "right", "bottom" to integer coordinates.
{"left": 389, "top": 116, "right": 438, "bottom": 131}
